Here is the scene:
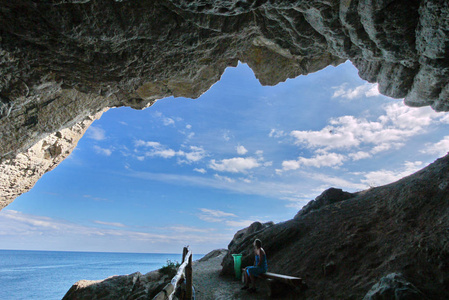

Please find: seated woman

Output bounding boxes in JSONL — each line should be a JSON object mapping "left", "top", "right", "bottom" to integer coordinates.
{"left": 241, "top": 239, "right": 268, "bottom": 293}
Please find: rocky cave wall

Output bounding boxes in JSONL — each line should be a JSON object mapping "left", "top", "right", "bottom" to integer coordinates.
{"left": 0, "top": 0, "right": 448, "bottom": 208}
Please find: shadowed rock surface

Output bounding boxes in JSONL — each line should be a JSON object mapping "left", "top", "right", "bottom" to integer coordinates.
{"left": 1, "top": 0, "right": 449, "bottom": 208}
{"left": 221, "top": 153, "right": 449, "bottom": 299}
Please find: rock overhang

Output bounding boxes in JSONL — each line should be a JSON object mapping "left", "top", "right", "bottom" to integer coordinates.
{"left": 0, "top": 0, "right": 448, "bottom": 208}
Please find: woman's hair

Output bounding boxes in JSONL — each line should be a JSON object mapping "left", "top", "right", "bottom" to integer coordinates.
{"left": 254, "top": 239, "right": 262, "bottom": 248}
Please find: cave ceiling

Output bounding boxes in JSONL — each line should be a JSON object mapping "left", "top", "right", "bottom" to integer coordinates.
{"left": 0, "top": 0, "right": 448, "bottom": 208}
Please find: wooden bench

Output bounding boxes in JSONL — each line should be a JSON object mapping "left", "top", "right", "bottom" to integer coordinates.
{"left": 243, "top": 269, "right": 306, "bottom": 297}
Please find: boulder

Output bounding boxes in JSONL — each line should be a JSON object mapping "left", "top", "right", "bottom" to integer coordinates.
{"left": 62, "top": 270, "right": 170, "bottom": 300}
{"left": 363, "top": 273, "right": 428, "bottom": 300}
{"left": 221, "top": 221, "right": 274, "bottom": 275}
{"left": 295, "top": 187, "right": 355, "bottom": 218}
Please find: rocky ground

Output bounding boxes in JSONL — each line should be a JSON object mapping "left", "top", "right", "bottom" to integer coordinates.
{"left": 192, "top": 249, "right": 274, "bottom": 300}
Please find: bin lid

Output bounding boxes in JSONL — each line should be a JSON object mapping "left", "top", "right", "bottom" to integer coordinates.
{"left": 232, "top": 254, "right": 242, "bottom": 257}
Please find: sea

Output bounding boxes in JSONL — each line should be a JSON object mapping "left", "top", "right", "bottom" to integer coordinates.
{"left": 0, "top": 249, "right": 204, "bottom": 300}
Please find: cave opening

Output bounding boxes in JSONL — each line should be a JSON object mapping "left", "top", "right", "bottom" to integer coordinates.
{"left": 2, "top": 61, "right": 448, "bottom": 257}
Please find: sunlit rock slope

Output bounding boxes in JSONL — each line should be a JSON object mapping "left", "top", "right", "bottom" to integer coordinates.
{"left": 222, "top": 153, "right": 449, "bottom": 299}
{"left": 1, "top": 0, "right": 449, "bottom": 207}
{"left": 63, "top": 269, "right": 171, "bottom": 300}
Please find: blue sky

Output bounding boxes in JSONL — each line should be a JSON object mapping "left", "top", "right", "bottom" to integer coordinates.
{"left": 1, "top": 61, "right": 449, "bottom": 254}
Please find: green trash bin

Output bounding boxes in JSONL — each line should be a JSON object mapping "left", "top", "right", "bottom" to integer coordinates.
{"left": 231, "top": 254, "right": 243, "bottom": 280}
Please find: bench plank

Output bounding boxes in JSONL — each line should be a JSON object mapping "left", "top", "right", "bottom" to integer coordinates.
{"left": 260, "top": 272, "right": 302, "bottom": 287}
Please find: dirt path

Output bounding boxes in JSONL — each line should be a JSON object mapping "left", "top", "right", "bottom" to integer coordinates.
{"left": 192, "top": 249, "right": 270, "bottom": 300}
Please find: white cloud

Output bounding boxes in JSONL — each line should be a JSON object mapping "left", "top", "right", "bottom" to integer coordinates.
{"left": 225, "top": 219, "right": 255, "bottom": 228}
{"left": 281, "top": 152, "right": 346, "bottom": 171}
{"left": 223, "top": 130, "right": 232, "bottom": 142}
{"left": 281, "top": 160, "right": 301, "bottom": 171}
{"left": 214, "top": 174, "right": 235, "bottom": 183}
{"left": 269, "top": 129, "right": 286, "bottom": 138}
{"left": 93, "top": 145, "right": 112, "bottom": 156}
{"left": 135, "top": 140, "right": 206, "bottom": 163}
{"left": 163, "top": 117, "right": 175, "bottom": 126}
{"left": 360, "top": 161, "right": 424, "bottom": 187}
{"left": 194, "top": 168, "right": 207, "bottom": 174}
{"left": 135, "top": 140, "right": 162, "bottom": 148}
{"left": 94, "top": 220, "right": 126, "bottom": 228}
{"left": 209, "top": 157, "right": 260, "bottom": 173}
{"left": 153, "top": 111, "right": 177, "bottom": 126}
{"left": 198, "top": 208, "right": 236, "bottom": 223}
{"left": 181, "top": 146, "right": 206, "bottom": 164}
{"left": 1, "top": 210, "right": 62, "bottom": 231}
{"left": 86, "top": 126, "right": 106, "bottom": 141}
{"left": 348, "top": 151, "right": 371, "bottom": 161}
{"left": 306, "top": 172, "right": 367, "bottom": 190}
{"left": 83, "top": 195, "right": 109, "bottom": 202}
{"left": 291, "top": 126, "right": 360, "bottom": 149}
{"left": 236, "top": 145, "right": 248, "bottom": 155}
{"left": 124, "top": 168, "right": 330, "bottom": 206}
{"left": 186, "top": 124, "right": 192, "bottom": 129}
{"left": 147, "top": 148, "right": 177, "bottom": 158}
{"left": 164, "top": 226, "right": 213, "bottom": 233}
{"left": 238, "top": 177, "right": 252, "bottom": 183}
{"left": 196, "top": 209, "right": 258, "bottom": 229}
{"left": 0, "top": 210, "right": 232, "bottom": 253}
{"left": 332, "top": 83, "right": 380, "bottom": 100}
{"left": 440, "top": 114, "right": 449, "bottom": 124}
{"left": 286, "top": 103, "right": 447, "bottom": 168}
{"left": 421, "top": 136, "right": 449, "bottom": 157}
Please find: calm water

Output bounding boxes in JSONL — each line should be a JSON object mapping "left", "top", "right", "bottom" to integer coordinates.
{"left": 0, "top": 250, "right": 203, "bottom": 300}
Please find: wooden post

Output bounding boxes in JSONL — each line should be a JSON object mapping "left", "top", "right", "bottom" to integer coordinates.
{"left": 152, "top": 247, "right": 192, "bottom": 300}
{"left": 185, "top": 251, "right": 193, "bottom": 300}
{"left": 182, "top": 246, "right": 188, "bottom": 264}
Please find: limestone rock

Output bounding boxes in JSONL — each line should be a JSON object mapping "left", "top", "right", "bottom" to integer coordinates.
{"left": 198, "top": 248, "right": 228, "bottom": 263}
{"left": 363, "top": 273, "right": 428, "bottom": 300}
{"left": 220, "top": 153, "right": 449, "bottom": 299}
{"left": 62, "top": 270, "right": 170, "bottom": 300}
{"left": 0, "top": 111, "right": 104, "bottom": 209}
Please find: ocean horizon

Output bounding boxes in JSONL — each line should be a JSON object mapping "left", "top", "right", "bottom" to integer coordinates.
{"left": 0, "top": 249, "right": 204, "bottom": 300}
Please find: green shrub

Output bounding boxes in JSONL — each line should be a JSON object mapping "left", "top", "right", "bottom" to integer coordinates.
{"left": 159, "top": 260, "right": 180, "bottom": 278}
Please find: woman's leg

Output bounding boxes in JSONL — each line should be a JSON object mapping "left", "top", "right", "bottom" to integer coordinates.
{"left": 249, "top": 273, "right": 256, "bottom": 288}
{"left": 243, "top": 268, "right": 249, "bottom": 286}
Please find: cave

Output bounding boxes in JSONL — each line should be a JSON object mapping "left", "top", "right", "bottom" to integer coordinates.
{"left": 1, "top": 0, "right": 449, "bottom": 299}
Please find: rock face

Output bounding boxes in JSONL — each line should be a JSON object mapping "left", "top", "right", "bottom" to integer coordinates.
{"left": 62, "top": 270, "right": 171, "bottom": 300}
{"left": 0, "top": 111, "right": 104, "bottom": 209}
{"left": 295, "top": 187, "right": 355, "bottom": 217}
{"left": 221, "top": 153, "right": 449, "bottom": 299}
{"left": 1, "top": 0, "right": 449, "bottom": 207}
